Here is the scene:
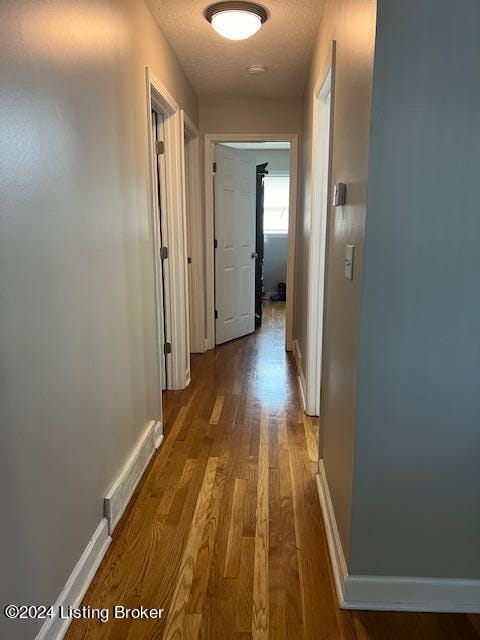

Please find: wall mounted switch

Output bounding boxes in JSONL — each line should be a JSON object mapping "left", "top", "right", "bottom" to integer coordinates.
{"left": 345, "top": 244, "right": 355, "bottom": 280}
{"left": 333, "top": 182, "right": 347, "bottom": 206}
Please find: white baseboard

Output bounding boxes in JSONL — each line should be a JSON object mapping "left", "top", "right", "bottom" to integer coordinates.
{"left": 35, "top": 519, "right": 111, "bottom": 640}
{"left": 104, "top": 419, "right": 162, "bottom": 534}
{"left": 36, "top": 419, "right": 163, "bottom": 640}
{"left": 293, "top": 339, "right": 307, "bottom": 413}
{"left": 315, "top": 462, "right": 348, "bottom": 604}
{"left": 316, "top": 461, "right": 480, "bottom": 613}
{"left": 343, "top": 575, "right": 480, "bottom": 613}
{"left": 154, "top": 422, "right": 164, "bottom": 450}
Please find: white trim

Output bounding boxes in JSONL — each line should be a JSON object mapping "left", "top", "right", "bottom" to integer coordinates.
{"left": 293, "top": 339, "right": 307, "bottom": 412}
{"left": 315, "top": 461, "right": 348, "bottom": 605}
{"left": 204, "top": 133, "right": 299, "bottom": 352}
{"left": 35, "top": 519, "right": 111, "bottom": 640}
{"left": 36, "top": 418, "right": 165, "bottom": 640}
{"left": 148, "top": 72, "right": 178, "bottom": 116}
{"left": 146, "top": 67, "right": 190, "bottom": 390}
{"left": 316, "top": 461, "right": 480, "bottom": 613}
{"left": 343, "top": 576, "right": 480, "bottom": 613}
{"left": 306, "top": 64, "right": 333, "bottom": 417}
{"left": 265, "top": 169, "right": 290, "bottom": 177}
{"left": 264, "top": 231, "right": 288, "bottom": 239}
{"left": 164, "top": 96, "right": 189, "bottom": 389}
{"left": 146, "top": 74, "right": 167, "bottom": 403}
{"left": 104, "top": 419, "right": 163, "bottom": 534}
{"left": 204, "top": 138, "right": 215, "bottom": 351}
{"left": 182, "top": 110, "right": 206, "bottom": 354}
{"left": 154, "top": 419, "right": 164, "bottom": 449}
{"left": 177, "top": 109, "right": 191, "bottom": 373}
{"left": 182, "top": 111, "right": 198, "bottom": 138}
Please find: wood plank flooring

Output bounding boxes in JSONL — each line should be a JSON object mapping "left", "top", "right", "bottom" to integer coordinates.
{"left": 66, "top": 302, "right": 480, "bottom": 640}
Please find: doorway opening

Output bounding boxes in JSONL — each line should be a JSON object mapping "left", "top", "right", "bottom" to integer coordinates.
{"left": 146, "top": 68, "right": 190, "bottom": 401}
{"left": 204, "top": 134, "right": 298, "bottom": 352}
{"left": 261, "top": 162, "right": 290, "bottom": 304}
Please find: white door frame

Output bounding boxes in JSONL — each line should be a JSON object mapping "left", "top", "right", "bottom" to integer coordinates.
{"left": 181, "top": 111, "right": 205, "bottom": 355}
{"left": 204, "top": 133, "right": 299, "bottom": 352}
{"left": 151, "top": 109, "right": 171, "bottom": 392}
{"left": 305, "top": 67, "right": 333, "bottom": 416}
{"left": 145, "top": 68, "right": 190, "bottom": 391}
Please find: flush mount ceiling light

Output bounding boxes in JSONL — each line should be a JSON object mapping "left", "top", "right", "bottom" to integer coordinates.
{"left": 205, "top": 2, "right": 268, "bottom": 41}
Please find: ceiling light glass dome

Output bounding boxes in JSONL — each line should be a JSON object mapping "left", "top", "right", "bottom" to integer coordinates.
{"left": 205, "top": 2, "right": 268, "bottom": 41}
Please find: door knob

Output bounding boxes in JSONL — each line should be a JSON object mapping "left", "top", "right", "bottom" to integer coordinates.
{"left": 251, "top": 252, "right": 258, "bottom": 259}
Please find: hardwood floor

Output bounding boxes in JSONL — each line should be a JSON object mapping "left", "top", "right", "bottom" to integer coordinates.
{"left": 66, "top": 302, "right": 480, "bottom": 640}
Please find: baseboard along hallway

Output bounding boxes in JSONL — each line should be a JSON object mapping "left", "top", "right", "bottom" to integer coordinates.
{"left": 64, "top": 303, "right": 480, "bottom": 639}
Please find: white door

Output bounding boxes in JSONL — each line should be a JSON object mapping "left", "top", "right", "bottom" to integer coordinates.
{"left": 214, "top": 145, "right": 256, "bottom": 345}
{"left": 151, "top": 109, "right": 172, "bottom": 390}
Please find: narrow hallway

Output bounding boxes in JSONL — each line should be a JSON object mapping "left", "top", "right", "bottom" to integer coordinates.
{"left": 65, "top": 302, "right": 480, "bottom": 640}
{"left": 65, "top": 302, "right": 342, "bottom": 639}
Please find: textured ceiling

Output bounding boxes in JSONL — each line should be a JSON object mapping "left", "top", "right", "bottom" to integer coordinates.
{"left": 145, "top": 0, "right": 324, "bottom": 98}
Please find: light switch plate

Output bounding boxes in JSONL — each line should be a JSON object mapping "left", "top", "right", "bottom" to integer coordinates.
{"left": 333, "top": 182, "right": 347, "bottom": 206}
{"left": 345, "top": 244, "right": 355, "bottom": 280}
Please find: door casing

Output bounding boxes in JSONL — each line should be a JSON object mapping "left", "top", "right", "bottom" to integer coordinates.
{"left": 204, "top": 133, "right": 299, "bottom": 352}
{"left": 305, "top": 60, "right": 334, "bottom": 417}
{"left": 146, "top": 68, "right": 190, "bottom": 392}
{"left": 151, "top": 109, "right": 170, "bottom": 390}
{"left": 181, "top": 111, "right": 204, "bottom": 355}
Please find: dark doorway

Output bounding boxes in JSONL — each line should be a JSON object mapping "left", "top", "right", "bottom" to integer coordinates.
{"left": 255, "top": 162, "right": 268, "bottom": 329}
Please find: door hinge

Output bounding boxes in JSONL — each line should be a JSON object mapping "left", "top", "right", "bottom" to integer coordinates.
{"left": 214, "top": 310, "right": 218, "bottom": 320}
{"left": 214, "top": 238, "right": 218, "bottom": 249}
{"left": 213, "top": 161, "right": 217, "bottom": 173}
{"left": 187, "top": 256, "right": 192, "bottom": 264}
{"left": 160, "top": 246, "right": 168, "bottom": 259}
{"left": 156, "top": 141, "right": 165, "bottom": 155}
{"left": 164, "top": 342, "right": 172, "bottom": 355}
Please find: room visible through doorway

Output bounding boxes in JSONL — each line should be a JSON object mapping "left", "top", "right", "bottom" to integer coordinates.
{"left": 210, "top": 139, "right": 294, "bottom": 350}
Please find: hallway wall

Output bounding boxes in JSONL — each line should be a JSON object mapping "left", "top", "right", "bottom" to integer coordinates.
{"left": 296, "top": 0, "right": 377, "bottom": 558}
{"left": 263, "top": 236, "right": 288, "bottom": 296}
{"left": 351, "top": 0, "right": 480, "bottom": 580}
{"left": 301, "top": 0, "right": 480, "bottom": 595}
{"left": 199, "top": 97, "right": 303, "bottom": 135}
{"left": 255, "top": 149, "right": 291, "bottom": 174}
{"left": 0, "top": 1, "right": 197, "bottom": 637}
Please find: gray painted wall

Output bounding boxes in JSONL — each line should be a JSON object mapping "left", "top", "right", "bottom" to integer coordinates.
{"left": 351, "top": 0, "right": 480, "bottom": 578}
{"left": 0, "top": 1, "right": 197, "bottom": 637}
{"left": 297, "top": 0, "right": 377, "bottom": 557}
{"left": 263, "top": 236, "right": 288, "bottom": 294}
{"left": 255, "top": 149, "right": 291, "bottom": 175}
{"left": 257, "top": 149, "right": 290, "bottom": 295}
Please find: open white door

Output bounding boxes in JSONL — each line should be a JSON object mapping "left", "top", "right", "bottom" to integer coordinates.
{"left": 214, "top": 145, "right": 256, "bottom": 345}
{"left": 151, "top": 109, "right": 171, "bottom": 390}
